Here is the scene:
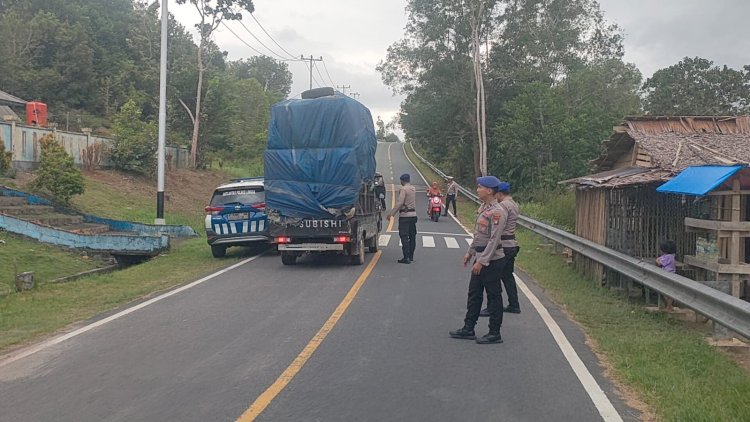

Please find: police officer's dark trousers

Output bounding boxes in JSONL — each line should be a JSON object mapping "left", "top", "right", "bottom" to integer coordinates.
{"left": 444, "top": 194, "right": 457, "bottom": 216}
{"left": 465, "top": 257, "right": 505, "bottom": 332}
{"left": 501, "top": 246, "right": 520, "bottom": 309}
{"left": 398, "top": 216, "right": 417, "bottom": 260}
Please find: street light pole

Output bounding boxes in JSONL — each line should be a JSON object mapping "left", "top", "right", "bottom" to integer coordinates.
{"left": 156, "top": 0, "right": 168, "bottom": 225}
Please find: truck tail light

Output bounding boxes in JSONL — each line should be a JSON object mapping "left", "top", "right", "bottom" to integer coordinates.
{"left": 252, "top": 202, "right": 266, "bottom": 212}
{"left": 275, "top": 236, "right": 292, "bottom": 244}
{"left": 205, "top": 206, "right": 224, "bottom": 215}
{"left": 334, "top": 235, "right": 351, "bottom": 243}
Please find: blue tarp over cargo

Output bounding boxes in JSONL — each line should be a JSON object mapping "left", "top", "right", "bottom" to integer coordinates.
{"left": 264, "top": 92, "right": 377, "bottom": 219}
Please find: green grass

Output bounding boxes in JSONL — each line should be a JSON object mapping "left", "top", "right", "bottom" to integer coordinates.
{"left": 71, "top": 177, "right": 200, "bottom": 231}
{"left": 517, "top": 230, "right": 750, "bottom": 421}
{"left": 406, "top": 142, "right": 750, "bottom": 421}
{"left": 216, "top": 160, "right": 264, "bottom": 180}
{"left": 0, "top": 231, "right": 105, "bottom": 295}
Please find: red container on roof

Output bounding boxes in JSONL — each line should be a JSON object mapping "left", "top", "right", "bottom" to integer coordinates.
{"left": 26, "top": 102, "right": 47, "bottom": 126}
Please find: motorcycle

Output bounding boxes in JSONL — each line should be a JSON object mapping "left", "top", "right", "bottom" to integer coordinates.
{"left": 429, "top": 195, "right": 443, "bottom": 222}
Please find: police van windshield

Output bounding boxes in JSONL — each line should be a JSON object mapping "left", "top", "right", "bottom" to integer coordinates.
{"left": 211, "top": 187, "right": 265, "bottom": 206}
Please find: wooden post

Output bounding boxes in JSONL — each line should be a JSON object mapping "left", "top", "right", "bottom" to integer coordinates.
{"left": 731, "top": 179, "right": 742, "bottom": 297}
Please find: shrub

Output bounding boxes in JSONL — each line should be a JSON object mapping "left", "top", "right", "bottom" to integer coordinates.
{"left": 110, "top": 99, "right": 157, "bottom": 175}
{"left": 31, "top": 135, "right": 85, "bottom": 204}
{"left": 0, "top": 138, "right": 12, "bottom": 177}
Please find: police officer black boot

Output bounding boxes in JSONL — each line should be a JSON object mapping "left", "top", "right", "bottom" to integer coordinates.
{"left": 476, "top": 331, "right": 503, "bottom": 344}
{"left": 449, "top": 326, "right": 476, "bottom": 340}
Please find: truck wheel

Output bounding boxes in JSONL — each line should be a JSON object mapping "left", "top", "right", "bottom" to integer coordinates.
{"left": 281, "top": 252, "right": 297, "bottom": 265}
{"left": 367, "top": 234, "right": 379, "bottom": 253}
{"left": 211, "top": 245, "right": 227, "bottom": 258}
{"left": 351, "top": 237, "right": 365, "bottom": 265}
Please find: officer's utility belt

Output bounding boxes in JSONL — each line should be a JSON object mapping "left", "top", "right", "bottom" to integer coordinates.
{"left": 500, "top": 235, "right": 515, "bottom": 240}
{"left": 475, "top": 245, "right": 502, "bottom": 253}
{"left": 399, "top": 208, "right": 415, "bottom": 213}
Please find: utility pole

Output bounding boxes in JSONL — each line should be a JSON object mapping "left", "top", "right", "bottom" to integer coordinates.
{"left": 155, "top": 0, "right": 168, "bottom": 225}
{"left": 301, "top": 55, "right": 323, "bottom": 90}
{"left": 337, "top": 85, "right": 351, "bottom": 95}
{"left": 350, "top": 93, "right": 360, "bottom": 100}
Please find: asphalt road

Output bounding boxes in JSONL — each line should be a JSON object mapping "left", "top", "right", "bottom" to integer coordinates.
{"left": 0, "top": 142, "right": 640, "bottom": 422}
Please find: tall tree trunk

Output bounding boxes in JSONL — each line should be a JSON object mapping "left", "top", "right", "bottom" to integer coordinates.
{"left": 470, "top": 0, "right": 488, "bottom": 176}
{"left": 189, "top": 39, "right": 204, "bottom": 168}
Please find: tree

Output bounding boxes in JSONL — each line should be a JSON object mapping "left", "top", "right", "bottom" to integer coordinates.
{"left": 175, "top": 0, "right": 255, "bottom": 168}
{"left": 642, "top": 57, "right": 750, "bottom": 115}
{"left": 110, "top": 99, "right": 158, "bottom": 175}
{"left": 31, "top": 135, "right": 85, "bottom": 204}
{"left": 228, "top": 56, "right": 292, "bottom": 102}
{"left": 375, "top": 116, "right": 387, "bottom": 141}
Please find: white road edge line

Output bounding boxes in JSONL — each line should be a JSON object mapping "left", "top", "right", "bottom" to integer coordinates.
{"left": 400, "top": 141, "right": 622, "bottom": 421}
{"left": 0, "top": 254, "right": 263, "bottom": 369}
{"left": 515, "top": 275, "right": 623, "bottom": 422}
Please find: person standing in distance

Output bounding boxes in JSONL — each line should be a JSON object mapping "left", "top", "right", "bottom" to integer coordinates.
{"left": 496, "top": 182, "right": 521, "bottom": 313}
{"left": 444, "top": 176, "right": 458, "bottom": 217}
{"left": 450, "top": 176, "right": 508, "bottom": 344}
{"left": 388, "top": 173, "right": 417, "bottom": 264}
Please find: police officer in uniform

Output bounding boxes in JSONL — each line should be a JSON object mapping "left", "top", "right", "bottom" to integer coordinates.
{"left": 497, "top": 182, "right": 521, "bottom": 313}
{"left": 388, "top": 173, "right": 417, "bottom": 264}
{"left": 450, "top": 176, "right": 507, "bottom": 344}
{"left": 480, "top": 181, "right": 521, "bottom": 316}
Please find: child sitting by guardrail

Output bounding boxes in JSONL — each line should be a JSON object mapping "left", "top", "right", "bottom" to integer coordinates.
{"left": 656, "top": 239, "right": 677, "bottom": 311}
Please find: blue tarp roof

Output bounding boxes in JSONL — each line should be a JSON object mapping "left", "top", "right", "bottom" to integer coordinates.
{"left": 656, "top": 165, "right": 745, "bottom": 196}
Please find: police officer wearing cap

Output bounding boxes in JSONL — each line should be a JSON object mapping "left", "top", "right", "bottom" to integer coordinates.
{"left": 480, "top": 181, "right": 521, "bottom": 316}
{"left": 388, "top": 173, "right": 417, "bottom": 264}
{"left": 444, "top": 176, "right": 458, "bottom": 217}
{"left": 450, "top": 175, "right": 508, "bottom": 344}
{"left": 497, "top": 182, "right": 521, "bottom": 313}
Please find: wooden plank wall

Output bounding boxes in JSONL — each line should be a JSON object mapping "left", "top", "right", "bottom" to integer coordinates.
{"left": 574, "top": 188, "right": 606, "bottom": 282}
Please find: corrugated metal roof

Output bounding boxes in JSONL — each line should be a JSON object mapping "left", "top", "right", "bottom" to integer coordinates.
{"left": 0, "top": 105, "right": 20, "bottom": 121}
{"left": 0, "top": 89, "right": 27, "bottom": 106}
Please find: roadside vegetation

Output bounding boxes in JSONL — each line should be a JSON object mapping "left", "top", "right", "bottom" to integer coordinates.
{"left": 0, "top": 167, "right": 261, "bottom": 352}
{"left": 405, "top": 142, "right": 750, "bottom": 421}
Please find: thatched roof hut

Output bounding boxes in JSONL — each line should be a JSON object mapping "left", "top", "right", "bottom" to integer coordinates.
{"left": 564, "top": 116, "right": 750, "bottom": 286}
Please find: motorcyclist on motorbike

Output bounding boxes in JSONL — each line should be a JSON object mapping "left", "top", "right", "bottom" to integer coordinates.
{"left": 426, "top": 181, "right": 443, "bottom": 216}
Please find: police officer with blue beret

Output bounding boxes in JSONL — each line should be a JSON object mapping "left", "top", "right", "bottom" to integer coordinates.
{"left": 450, "top": 175, "right": 508, "bottom": 344}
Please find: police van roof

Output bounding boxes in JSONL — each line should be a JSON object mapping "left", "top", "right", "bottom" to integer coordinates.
{"left": 216, "top": 178, "right": 264, "bottom": 190}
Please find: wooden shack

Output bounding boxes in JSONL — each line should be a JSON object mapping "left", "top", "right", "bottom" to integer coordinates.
{"left": 564, "top": 116, "right": 750, "bottom": 295}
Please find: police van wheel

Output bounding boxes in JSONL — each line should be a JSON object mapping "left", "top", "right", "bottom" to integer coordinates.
{"left": 351, "top": 237, "right": 365, "bottom": 265}
{"left": 367, "top": 234, "right": 379, "bottom": 253}
{"left": 211, "top": 245, "right": 227, "bottom": 258}
{"left": 281, "top": 252, "right": 297, "bottom": 265}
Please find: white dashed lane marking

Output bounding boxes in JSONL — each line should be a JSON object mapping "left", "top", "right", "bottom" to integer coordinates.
{"left": 379, "top": 234, "right": 391, "bottom": 247}
{"left": 422, "top": 236, "right": 435, "bottom": 248}
{"left": 444, "top": 237, "right": 460, "bottom": 249}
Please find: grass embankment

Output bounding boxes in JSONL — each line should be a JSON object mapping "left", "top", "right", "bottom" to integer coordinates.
{"left": 0, "top": 168, "right": 257, "bottom": 353}
{"left": 405, "top": 142, "right": 750, "bottom": 421}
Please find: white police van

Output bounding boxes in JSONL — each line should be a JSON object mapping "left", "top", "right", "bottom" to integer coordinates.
{"left": 205, "top": 178, "right": 268, "bottom": 257}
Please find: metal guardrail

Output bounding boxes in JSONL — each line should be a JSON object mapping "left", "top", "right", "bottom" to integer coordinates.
{"left": 407, "top": 142, "right": 750, "bottom": 338}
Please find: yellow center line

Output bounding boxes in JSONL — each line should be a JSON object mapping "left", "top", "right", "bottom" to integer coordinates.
{"left": 237, "top": 252, "right": 382, "bottom": 421}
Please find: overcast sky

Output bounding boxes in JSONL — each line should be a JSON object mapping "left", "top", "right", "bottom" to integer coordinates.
{"left": 171, "top": 0, "right": 750, "bottom": 130}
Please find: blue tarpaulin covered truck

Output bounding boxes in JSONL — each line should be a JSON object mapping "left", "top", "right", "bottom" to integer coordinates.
{"left": 264, "top": 88, "right": 382, "bottom": 265}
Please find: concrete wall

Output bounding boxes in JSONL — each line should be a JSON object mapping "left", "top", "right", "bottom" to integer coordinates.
{"left": 0, "top": 121, "right": 189, "bottom": 170}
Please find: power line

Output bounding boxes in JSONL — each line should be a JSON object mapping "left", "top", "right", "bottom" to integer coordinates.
{"left": 221, "top": 21, "right": 300, "bottom": 62}
{"left": 249, "top": 13, "right": 299, "bottom": 60}
{"left": 321, "top": 60, "right": 337, "bottom": 87}
{"left": 336, "top": 85, "right": 351, "bottom": 95}
{"left": 300, "top": 54, "right": 323, "bottom": 89}
{"left": 313, "top": 61, "right": 329, "bottom": 87}
{"left": 237, "top": 19, "right": 299, "bottom": 62}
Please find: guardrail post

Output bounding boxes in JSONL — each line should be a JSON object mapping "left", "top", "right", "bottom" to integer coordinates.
{"left": 703, "top": 277, "right": 734, "bottom": 339}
